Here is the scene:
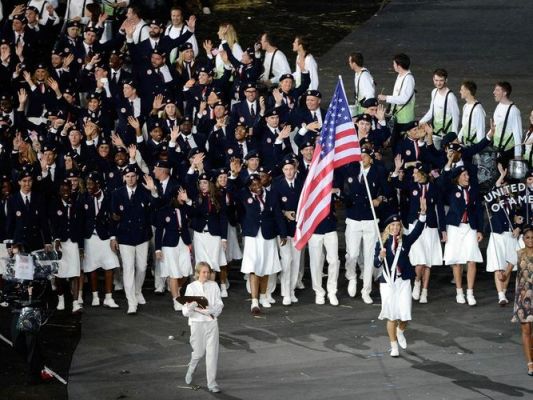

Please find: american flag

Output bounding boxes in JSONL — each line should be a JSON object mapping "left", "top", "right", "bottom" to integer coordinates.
{"left": 294, "top": 78, "right": 361, "bottom": 250}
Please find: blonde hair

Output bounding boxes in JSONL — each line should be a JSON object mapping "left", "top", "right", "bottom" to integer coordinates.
{"left": 220, "top": 23, "right": 238, "bottom": 48}
{"left": 194, "top": 262, "right": 213, "bottom": 279}
{"left": 381, "top": 222, "right": 403, "bottom": 244}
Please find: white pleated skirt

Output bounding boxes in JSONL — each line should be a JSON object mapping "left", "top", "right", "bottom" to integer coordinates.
{"left": 486, "top": 231, "right": 518, "bottom": 272}
{"left": 406, "top": 224, "right": 443, "bottom": 267}
{"left": 241, "top": 231, "right": 281, "bottom": 277}
{"left": 226, "top": 224, "right": 242, "bottom": 262}
{"left": 160, "top": 239, "right": 193, "bottom": 278}
{"left": 57, "top": 240, "right": 81, "bottom": 278}
{"left": 443, "top": 224, "right": 483, "bottom": 265}
{"left": 83, "top": 235, "right": 120, "bottom": 272}
{"left": 193, "top": 231, "right": 227, "bottom": 272}
{"left": 0, "top": 243, "right": 8, "bottom": 275}
{"left": 378, "top": 279, "right": 412, "bottom": 321}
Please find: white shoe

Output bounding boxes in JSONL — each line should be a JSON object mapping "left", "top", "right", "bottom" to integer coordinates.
{"left": 72, "top": 300, "right": 83, "bottom": 313}
{"left": 202, "top": 7, "right": 211, "bottom": 15}
{"left": 419, "top": 289, "right": 428, "bottom": 304}
{"left": 466, "top": 290, "right": 476, "bottom": 306}
{"left": 154, "top": 288, "right": 164, "bottom": 294}
{"left": 315, "top": 295, "right": 325, "bottom": 305}
{"left": 390, "top": 341, "right": 400, "bottom": 357}
{"left": 362, "top": 292, "right": 373, "bottom": 304}
{"left": 296, "top": 281, "right": 305, "bottom": 290}
{"left": 290, "top": 293, "right": 298, "bottom": 303}
{"left": 185, "top": 365, "right": 195, "bottom": 384}
{"left": 103, "top": 298, "right": 120, "bottom": 308}
{"left": 91, "top": 295, "right": 100, "bottom": 307}
{"left": 57, "top": 295, "right": 65, "bottom": 311}
{"left": 77, "top": 293, "right": 84, "bottom": 305}
{"left": 498, "top": 292, "right": 508, "bottom": 306}
{"left": 328, "top": 294, "right": 339, "bottom": 306}
{"left": 282, "top": 296, "right": 291, "bottom": 306}
{"left": 267, "top": 294, "right": 276, "bottom": 304}
{"left": 250, "top": 299, "right": 260, "bottom": 314}
{"left": 225, "top": 279, "right": 230, "bottom": 290}
{"left": 412, "top": 280, "right": 421, "bottom": 300}
{"left": 347, "top": 279, "right": 357, "bottom": 297}
{"left": 209, "top": 386, "right": 221, "bottom": 393}
{"left": 456, "top": 289, "right": 465, "bottom": 304}
{"left": 220, "top": 284, "right": 228, "bottom": 298}
{"left": 0, "top": 301, "right": 8, "bottom": 308}
{"left": 136, "top": 293, "right": 146, "bottom": 305}
{"left": 173, "top": 300, "right": 183, "bottom": 311}
{"left": 127, "top": 305, "right": 137, "bottom": 315}
{"left": 259, "top": 295, "right": 272, "bottom": 308}
{"left": 396, "top": 328, "right": 407, "bottom": 349}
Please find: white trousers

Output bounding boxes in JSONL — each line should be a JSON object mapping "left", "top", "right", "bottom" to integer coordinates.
{"left": 189, "top": 320, "right": 219, "bottom": 390}
{"left": 308, "top": 232, "right": 339, "bottom": 297}
{"left": 151, "top": 226, "right": 166, "bottom": 291}
{"left": 119, "top": 242, "right": 149, "bottom": 307}
{"left": 345, "top": 219, "right": 377, "bottom": 295}
{"left": 278, "top": 237, "right": 302, "bottom": 297}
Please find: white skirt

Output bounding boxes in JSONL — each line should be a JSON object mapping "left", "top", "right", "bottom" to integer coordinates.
{"left": 57, "top": 240, "right": 81, "bottom": 278}
{"left": 226, "top": 224, "right": 242, "bottom": 262}
{"left": 0, "top": 243, "right": 8, "bottom": 275}
{"left": 405, "top": 224, "right": 443, "bottom": 267}
{"left": 443, "top": 224, "right": 483, "bottom": 265}
{"left": 194, "top": 231, "right": 227, "bottom": 272}
{"left": 160, "top": 239, "right": 192, "bottom": 279}
{"left": 241, "top": 231, "right": 281, "bottom": 277}
{"left": 83, "top": 235, "right": 120, "bottom": 272}
{"left": 486, "top": 231, "right": 518, "bottom": 272}
{"left": 378, "top": 279, "right": 412, "bottom": 321}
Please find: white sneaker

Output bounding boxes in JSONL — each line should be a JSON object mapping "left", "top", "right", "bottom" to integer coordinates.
{"left": 250, "top": 299, "right": 260, "bottom": 314}
{"left": 0, "top": 301, "right": 8, "bottom": 308}
{"left": 328, "top": 294, "right": 339, "bottom": 306}
{"left": 77, "top": 292, "right": 84, "bottom": 305}
{"left": 127, "top": 305, "right": 137, "bottom": 315}
{"left": 290, "top": 293, "right": 298, "bottom": 303}
{"left": 419, "top": 289, "right": 428, "bottom": 304}
{"left": 72, "top": 300, "right": 82, "bottom": 313}
{"left": 267, "top": 294, "right": 276, "bottom": 304}
{"left": 259, "top": 295, "right": 271, "bottom": 308}
{"left": 91, "top": 295, "right": 100, "bottom": 307}
{"left": 185, "top": 365, "right": 195, "bottom": 384}
{"left": 466, "top": 290, "right": 476, "bottom": 306}
{"left": 315, "top": 294, "right": 325, "bottom": 305}
{"left": 103, "top": 297, "right": 120, "bottom": 308}
{"left": 173, "top": 300, "right": 183, "bottom": 311}
{"left": 57, "top": 295, "right": 65, "bottom": 311}
{"left": 498, "top": 292, "right": 508, "bottom": 306}
{"left": 136, "top": 293, "right": 146, "bottom": 305}
{"left": 396, "top": 328, "right": 407, "bottom": 349}
{"left": 296, "top": 281, "right": 305, "bottom": 290}
{"left": 456, "top": 289, "right": 465, "bottom": 304}
{"left": 412, "top": 280, "right": 421, "bottom": 300}
{"left": 390, "top": 341, "right": 400, "bottom": 357}
{"left": 220, "top": 284, "right": 228, "bottom": 298}
{"left": 347, "top": 279, "right": 357, "bottom": 297}
{"left": 362, "top": 292, "right": 373, "bottom": 304}
{"left": 225, "top": 279, "right": 230, "bottom": 290}
{"left": 282, "top": 296, "right": 291, "bottom": 306}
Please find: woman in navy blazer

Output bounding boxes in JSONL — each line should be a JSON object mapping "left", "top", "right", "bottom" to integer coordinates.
{"left": 374, "top": 198, "right": 427, "bottom": 357}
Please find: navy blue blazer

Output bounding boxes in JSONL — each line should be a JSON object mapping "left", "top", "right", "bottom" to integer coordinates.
{"left": 271, "top": 176, "right": 304, "bottom": 237}
{"left": 374, "top": 217, "right": 425, "bottom": 282}
{"left": 154, "top": 206, "right": 192, "bottom": 250}
{"left": 111, "top": 186, "right": 154, "bottom": 245}
{"left": 237, "top": 189, "right": 286, "bottom": 239}
{"left": 185, "top": 193, "right": 228, "bottom": 239}
{"left": 6, "top": 192, "right": 52, "bottom": 251}
{"left": 77, "top": 192, "right": 114, "bottom": 241}
{"left": 49, "top": 199, "right": 82, "bottom": 244}
{"left": 443, "top": 181, "right": 484, "bottom": 232}
{"left": 341, "top": 163, "right": 385, "bottom": 221}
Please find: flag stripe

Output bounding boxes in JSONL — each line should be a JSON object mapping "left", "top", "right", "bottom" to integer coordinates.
{"left": 294, "top": 79, "right": 361, "bottom": 250}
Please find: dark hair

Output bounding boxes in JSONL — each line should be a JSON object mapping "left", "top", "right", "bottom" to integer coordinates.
{"left": 170, "top": 5, "right": 184, "bottom": 14}
{"left": 85, "top": 3, "right": 101, "bottom": 24}
{"left": 349, "top": 52, "right": 364, "bottom": 67}
{"left": 393, "top": 53, "right": 410, "bottom": 70}
{"left": 128, "top": 6, "right": 142, "bottom": 19}
{"left": 433, "top": 68, "right": 448, "bottom": 79}
{"left": 496, "top": 81, "right": 512, "bottom": 97}
{"left": 461, "top": 80, "right": 477, "bottom": 96}
{"left": 260, "top": 32, "right": 276, "bottom": 48}
{"left": 295, "top": 35, "right": 311, "bottom": 55}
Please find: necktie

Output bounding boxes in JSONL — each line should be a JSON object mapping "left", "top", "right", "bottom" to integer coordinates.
{"left": 256, "top": 193, "right": 265, "bottom": 211}
{"left": 175, "top": 208, "right": 181, "bottom": 230}
{"left": 39, "top": 82, "right": 45, "bottom": 94}
{"left": 154, "top": 41, "right": 158, "bottom": 49}
{"left": 250, "top": 104, "right": 255, "bottom": 118}
{"left": 392, "top": 237, "right": 398, "bottom": 254}
{"left": 157, "top": 68, "right": 164, "bottom": 81}
{"left": 57, "top": 69, "right": 62, "bottom": 78}
{"left": 289, "top": 182, "right": 294, "bottom": 189}
{"left": 67, "top": 203, "right": 71, "bottom": 219}
{"left": 312, "top": 111, "right": 318, "bottom": 122}
{"left": 16, "top": 35, "right": 21, "bottom": 46}
{"left": 129, "top": 101, "right": 134, "bottom": 114}
{"left": 130, "top": 190, "right": 135, "bottom": 200}
{"left": 112, "top": 71, "right": 117, "bottom": 83}
{"left": 88, "top": 45, "right": 94, "bottom": 58}
{"left": 25, "top": 195, "right": 30, "bottom": 209}
{"left": 238, "top": 143, "right": 244, "bottom": 156}
{"left": 461, "top": 188, "right": 469, "bottom": 223}
{"left": 185, "top": 62, "right": 191, "bottom": 77}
